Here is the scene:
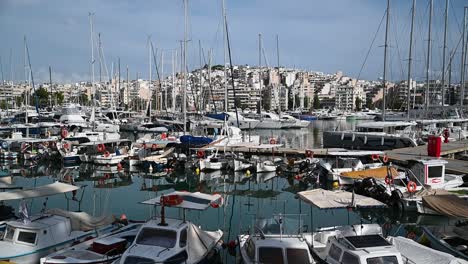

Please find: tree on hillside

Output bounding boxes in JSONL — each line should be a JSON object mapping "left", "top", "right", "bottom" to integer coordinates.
{"left": 313, "top": 94, "right": 320, "bottom": 109}
{"left": 355, "top": 97, "right": 362, "bottom": 111}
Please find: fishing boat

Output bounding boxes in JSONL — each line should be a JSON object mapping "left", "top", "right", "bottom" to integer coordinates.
{"left": 0, "top": 182, "right": 116, "bottom": 264}
{"left": 422, "top": 225, "right": 468, "bottom": 261}
{"left": 198, "top": 148, "right": 228, "bottom": 171}
{"left": 116, "top": 191, "right": 223, "bottom": 264}
{"left": 40, "top": 223, "right": 142, "bottom": 264}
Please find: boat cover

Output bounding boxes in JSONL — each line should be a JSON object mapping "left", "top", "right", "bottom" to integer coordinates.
{"left": 45, "top": 208, "right": 115, "bottom": 232}
{"left": 141, "top": 191, "right": 223, "bottom": 210}
{"left": 206, "top": 113, "right": 229, "bottom": 121}
{"left": 298, "top": 189, "right": 386, "bottom": 209}
{"left": 141, "top": 148, "right": 174, "bottom": 162}
{"left": 340, "top": 166, "right": 399, "bottom": 179}
{"left": 388, "top": 236, "right": 464, "bottom": 264}
{"left": 187, "top": 222, "right": 222, "bottom": 263}
{"left": 422, "top": 195, "right": 468, "bottom": 218}
{"left": 0, "top": 181, "right": 80, "bottom": 201}
{"left": 180, "top": 135, "right": 213, "bottom": 146}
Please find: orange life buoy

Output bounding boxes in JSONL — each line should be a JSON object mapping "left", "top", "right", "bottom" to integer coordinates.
{"left": 152, "top": 144, "right": 158, "bottom": 150}
{"left": 61, "top": 129, "right": 68, "bottom": 139}
{"left": 104, "top": 173, "right": 110, "bottom": 179}
{"left": 407, "top": 181, "right": 417, "bottom": 193}
{"left": 160, "top": 195, "right": 183, "bottom": 206}
{"left": 197, "top": 150, "right": 205, "bottom": 159}
{"left": 371, "top": 154, "right": 379, "bottom": 161}
{"left": 269, "top": 138, "right": 277, "bottom": 144}
{"left": 383, "top": 155, "right": 389, "bottom": 163}
{"left": 97, "top": 144, "right": 105, "bottom": 152}
{"left": 385, "top": 176, "right": 394, "bottom": 185}
{"left": 161, "top": 133, "right": 167, "bottom": 139}
{"left": 104, "top": 151, "right": 110, "bottom": 157}
{"left": 63, "top": 143, "right": 70, "bottom": 150}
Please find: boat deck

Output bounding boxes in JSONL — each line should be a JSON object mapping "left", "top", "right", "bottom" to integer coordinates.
{"left": 386, "top": 139, "right": 468, "bottom": 174}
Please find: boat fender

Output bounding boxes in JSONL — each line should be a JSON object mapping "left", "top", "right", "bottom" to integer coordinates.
{"left": 385, "top": 176, "right": 394, "bottom": 185}
{"left": 407, "top": 181, "right": 417, "bottom": 193}
{"left": 104, "top": 151, "right": 110, "bottom": 157}
{"left": 382, "top": 155, "right": 389, "bottom": 163}
{"left": 1, "top": 141, "right": 8, "bottom": 149}
{"left": 364, "top": 136, "right": 367, "bottom": 144}
{"left": 305, "top": 149, "right": 314, "bottom": 158}
{"left": 61, "top": 129, "right": 68, "bottom": 139}
{"left": 352, "top": 133, "right": 355, "bottom": 141}
{"left": 341, "top": 132, "right": 345, "bottom": 140}
{"left": 381, "top": 137, "right": 384, "bottom": 145}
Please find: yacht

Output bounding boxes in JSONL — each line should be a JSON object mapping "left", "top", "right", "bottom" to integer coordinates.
{"left": 59, "top": 104, "right": 88, "bottom": 129}
{"left": 205, "top": 112, "right": 260, "bottom": 130}
{"left": 280, "top": 114, "right": 310, "bottom": 128}
{"left": 243, "top": 112, "right": 283, "bottom": 129}
{"left": 323, "top": 121, "right": 419, "bottom": 150}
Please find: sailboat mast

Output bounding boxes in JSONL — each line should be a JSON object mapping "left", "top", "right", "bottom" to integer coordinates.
{"left": 276, "top": 34, "right": 281, "bottom": 115}
{"left": 183, "top": 0, "right": 188, "bottom": 133}
{"left": 222, "top": 0, "right": 228, "bottom": 111}
{"left": 259, "top": 33, "right": 262, "bottom": 112}
{"left": 461, "top": 8, "right": 468, "bottom": 106}
{"left": 441, "top": 0, "right": 449, "bottom": 106}
{"left": 382, "top": 0, "right": 390, "bottom": 122}
{"left": 425, "top": 0, "right": 433, "bottom": 111}
{"left": 406, "top": 0, "right": 416, "bottom": 119}
{"left": 148, "top": 36, "right": 152, "bottom": 117}
{"left": 49, "top": 66, "right": 52, "bottom": 107}
{"left": 172, "top": 50, "right": 176, "bottom": 113}
{"left": 89, "top": 13, "right": 95, "bottom": 107}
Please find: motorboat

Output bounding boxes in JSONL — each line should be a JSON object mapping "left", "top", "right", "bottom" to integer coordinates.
{"left": 205, "top": 112, "right": 260, "bottom": 130}
{"left": 198, "top": 149, "right": 227, "bottom": 171}
{"left": 323, "top": 121, "right": 418, "bottom": 150}
{"left": 59, "top": 104, "right": 88, "bottom": 129}
{"left": 280, "top": 114, "right": 310, "bottom": 128}
{"left": 40, "top": 223, "right": 142, "bottom": 264}
{"left": 238, "top": 215, "right": 315, "bottom": 264}
{"left": 0, "top": 182, "right": 116, "bottom": 264}
{"left": 116, "top": 191, "right": 224, "bottom": 264}
{"left": 422, "top": 225, "right": 468, "bottom": 261}
{"left": 243, "top": 112, "right": 283, "bottom": 129}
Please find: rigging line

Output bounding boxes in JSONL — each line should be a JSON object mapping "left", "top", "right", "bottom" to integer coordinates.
{"left": 390, "top": 7, "right": 408, "bottom": 81}
{"left": 356, "top": 9, "right": 386, "bottom": 81}
{"left": 449, "top": 0, "right": 463, "bottom": 35}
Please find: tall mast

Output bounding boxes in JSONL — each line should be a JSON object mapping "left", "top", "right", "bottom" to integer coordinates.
{"left": 172, "top": 50, "right": 176, "bottom": 112}
{"left": 441, "top": 0, "right": 449, "bottom": 106}
{"left": 461, "top": 8, "right": 468, "bottom": 106}
{"left": 276, "top": 34, "right": 281, "bottom": 115}
{"left": 148, "top": 36, "right": 152, "bottom": 117}
{"left": 198, "top": 40, "right": 203, "bottom": 112}
{"left": 183, "top": 0, "right": 188, "bottom": 133}
{"left": 49, "top": 66, "right": 52, "bottom": 107}
{"left": 382, "top": 0, "right": 390, "bottom": 122}
{"left": 222, "top": 0, "right": 228, "bottom": 111}
{"left": 425, "top": 0, "right": 433, "bottom": 111}
{"left": 118, "top": 57, "right": 121, "bottom": 109}
{"left": 126, "top": 65, "right": 129, "bottom": 107}
{"left": 406, "top": 0, "right": 416, "bottom": 119}
{"left": 259, "top": 33, "right": 262, "bottom": 112}
{"left": 98, "top": 33, "right": 102, "bottom": 83}
{"left": 89, "top": 13, "right": 95, "bottom": 108}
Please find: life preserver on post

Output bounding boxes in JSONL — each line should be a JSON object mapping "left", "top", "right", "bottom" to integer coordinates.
{"left": 197, "top": 150, "right": 205, "bottom": 159}
{"left": 305, "top": 149, "right": 314, "bottom": 158}
{"left": 269, "top": 138, "right": 277, "bottom": 145}
{"left": 371, "top": 154, "right": 379, "bottom": 161}
{"left": 407, "top": 181, "right": 417, "bottom": 193}
{"left": 97, "top": 144, "right": 105, "bottom": 153}
{"left": 104, "top": 151, "right": 110, "bottom": 158}
{"left": 152, "top": 144, "right": 158, "bottom": 150}
{"left": 63, "top": 143, "right": 70, "bottom": 150}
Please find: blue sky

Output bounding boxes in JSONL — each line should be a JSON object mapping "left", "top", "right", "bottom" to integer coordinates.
{"left": 0, "top": 0, "right": 466, "bottom": 83}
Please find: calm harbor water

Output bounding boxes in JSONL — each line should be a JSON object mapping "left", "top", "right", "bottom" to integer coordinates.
{"left": 1, "top": 120, "right": 453, "bottom": 263}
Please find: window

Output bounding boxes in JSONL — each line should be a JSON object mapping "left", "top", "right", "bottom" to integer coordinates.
{"left": 258, "top": 247, "right": 284, "bottom": 264}
{"left": 428, "top": 166, "right": 443, "bottom": 178}
{"left": 246, "top": 239, "right": 256, "bottom": 261}
{"left": 123, "top": 256, "right": 154, "bottom": 264}
{"left": 366, "top": 256, "right": 399, "bottom": 264}
{"left": 136, "top": 228, "right": 177, "bottom": 248}
{"left": 4, "top": 226, "right": 15, "bottom": 241}
{"left": 286, "top": 248, "right": 310, "bottom": 263}
{"left": 179, "top": 228, "right": 187, "bottom": 248}
{"left": 342, "top": 252, "right": 360, "bottom": 264}
{"left": 328, "top": 244, "right": 342, "bottom": 261}
{"left": 17, "top": 231, "right": 37, "bottom": 244}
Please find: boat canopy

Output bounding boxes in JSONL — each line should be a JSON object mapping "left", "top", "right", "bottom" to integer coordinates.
{"left": 45, "top": 208, "right": 115, "bottom": 232}
{"left": 0, "top": 181, "right": 79, "bottom": 201}
{"left": 141, "top": 191, "right": 223, "bottom": 210}
{"left": 422, "top": 195, "right": 468, "bottom": 219}
{"left": 298, "top": 189, "right": 386, "bottom": 209}
{"left": 187, "top": 222, "right": 223, "bottom": 263}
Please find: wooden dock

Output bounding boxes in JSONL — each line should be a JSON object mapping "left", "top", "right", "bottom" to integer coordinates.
{"left": 386, "top": 139, "right": 468, "bottom": 174}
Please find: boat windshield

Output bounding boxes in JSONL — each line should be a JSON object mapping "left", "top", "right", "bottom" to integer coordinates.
{"left": 366, "top": 256, "right": 399, "bottom": 264}
{"left": 135, "top": 228, "right": 177, "bottom": 248}
{"left": 258, "top": 247, "right": 284, "bottom": 264}
{"left": 286, "top": 248, "right": 310, "bottom": 263}
{"left": 3, "top": 225, "right": 15, "bottom": 241}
